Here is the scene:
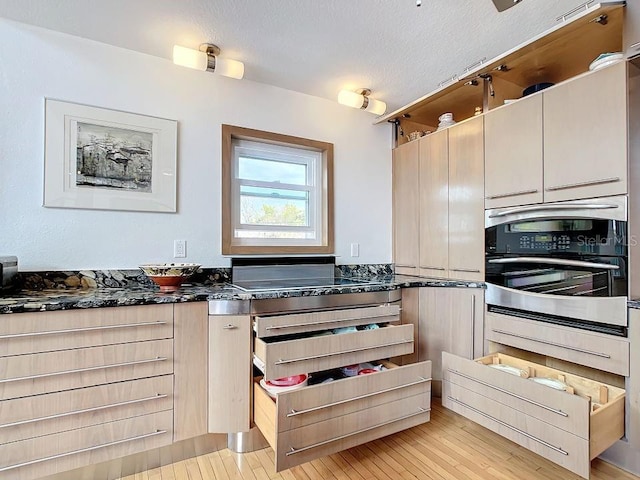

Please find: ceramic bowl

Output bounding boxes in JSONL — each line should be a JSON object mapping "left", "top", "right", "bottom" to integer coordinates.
{"left": 260, "top": 374, "right": 308, "bottom": 398}
{"left": 139, "top": 263, "right": 201, "bottom": 292}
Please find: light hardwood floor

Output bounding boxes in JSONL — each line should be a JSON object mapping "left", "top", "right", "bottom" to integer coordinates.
{"left": 117, "top": 401, "right": 639, "bottom": 480}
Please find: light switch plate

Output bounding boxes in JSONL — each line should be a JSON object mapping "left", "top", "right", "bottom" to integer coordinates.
{"left": 174, "top": 240, "right": 187, "bottom": 258}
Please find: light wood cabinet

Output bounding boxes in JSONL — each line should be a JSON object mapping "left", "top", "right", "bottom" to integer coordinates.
{"left": 418, "top": 129, "right": 449, "bottom": 277}
{"left": 625, "top": 1, "right": 640, "bottom": 58}
{"left": 543, "top": 62, "right": 628, "bottom": 202}
{"left": 392, "top": 139, "right": 420, "bottom": 274}
{"left": 484, "top": 94, "right": 543, "bottom": 209}
{"left": 448, "top": 116, "right": 485, "bottom": 281}
{"left": 418, "top": 287, "right": 484, "bottom": 395}
{"left": 208, "top": 314, "right": 251, "bottom": 434}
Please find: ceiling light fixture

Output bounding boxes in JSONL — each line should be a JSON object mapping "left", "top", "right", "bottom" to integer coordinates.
{"left": 337, "top": 88, "right": 387, "bottom": 116}
{"left": 172, "top": 43, "right": 244, "bottom": 79}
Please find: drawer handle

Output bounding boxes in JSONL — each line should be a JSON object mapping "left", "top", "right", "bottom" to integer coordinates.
{"left": 545, "top": 177, "right": 620, "bottom": 192}
{"left": 287, "top": 376, "right": 432, "bottom": 417}
{"left": 0, "top": 357, "right": 168, "bottom": 384}
{"left": 486, "top": 189, "right": 538, "bottom": 200}
{"left": 0, "top": 429, "right": 167, "bottom": 472}
{"left": 448, "top": 369, "right": 568, "bottom": 417}
{"left": 447, "top": 396, "right": 568, "bottom": 456}
{"left": 275, "top": 339, "right": 413, "bottom": 365}
{"left": 0, "top": 394, "right": 169, "bottom": 429}
{"left": 222, "top": 324, "right": 238, "bottom": 330}
{"left": 420, "top": 266, "right": 446, "bottom": 271}
{"left": 265, "top": 310, "right": 400, "bottom": 331}
{"left": 0, "top": 321, "right": 168, "bottom": 339}
{"left": 451, "top": 268, "right": 481, "bottom": 273}
{"left": 491, "top": 329, "right": 611, "bottom": 359}
{"left": 285, "top": 407, "right": 430, "bottom": 456}
{"left": 396, "top": 265, "right": 417, "bottom": 269}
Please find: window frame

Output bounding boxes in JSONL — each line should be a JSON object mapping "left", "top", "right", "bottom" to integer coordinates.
{"left": 221, "top": 124, "right": 334, "bottom": 255}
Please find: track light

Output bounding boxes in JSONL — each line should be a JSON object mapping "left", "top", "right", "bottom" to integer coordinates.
{"left": 337, "top": 88, "right": 386, "bottom": 116}
{"left": 172, "top": 43, "right": 244, "bottom": 80}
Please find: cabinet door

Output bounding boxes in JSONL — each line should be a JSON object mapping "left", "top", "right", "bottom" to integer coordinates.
{"left": 173, "top": 302, "right": 208, "bottom": 442}
{"left": 418, "top": 288, "right": 483, "bottom": 392}
{"left": 544, "top": 62, "right": 627, "bottom": 202}
{"left": 484, "top": 95, "right": 543, "bottom": 208}
{"left": 418, "top": 130, "right": 449, "bottom": 277}
{"left": 208, "top": 315, "right": 251, "bottom": 433}
{"left": 392, "top": 140, "right": 420, "bottom": 275}
{"left": 448, "top": 116, "right": 485, "bottom": 281}
{"left": 625, "top": 1, "right": 640, "bottom": 58}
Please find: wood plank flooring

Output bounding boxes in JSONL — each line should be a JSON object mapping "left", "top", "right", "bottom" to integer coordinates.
{"left": 117, "top": 401, "right": 639, "bottom": 480}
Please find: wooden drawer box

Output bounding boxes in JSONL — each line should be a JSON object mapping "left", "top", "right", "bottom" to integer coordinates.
{"left": 0, "top": 375, "right": 173, "bottom": 444}
{"left": 254, "top": 304, "right": 401, "bottom": 338}
{"left": 0, "top": 339, "right": 173, "bottom": 400}
{"left": 442, "top": 352, "right": 625, "bottom": 479}
{"left": 254, "top": 324, "right": 414, "bottom": 381}
{"left": 254, "top": 361, "right": 431, "bottom": 471}
{"left": 0, "top": 410, "right": 173, "bottom": 480}
{"left": 0, "top": 304, "right": 173, "bottom": 358}
{"left": 485, "top": 312, "right": 629, "bottom": 376}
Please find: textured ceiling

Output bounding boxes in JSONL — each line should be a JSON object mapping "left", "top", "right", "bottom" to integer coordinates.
{"left": 0, "top": 0, "right": 590, "bottom": 112}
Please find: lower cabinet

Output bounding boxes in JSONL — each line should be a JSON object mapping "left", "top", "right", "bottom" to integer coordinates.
{"left": 442, "top": 352, "right": 625, "bottom": 479}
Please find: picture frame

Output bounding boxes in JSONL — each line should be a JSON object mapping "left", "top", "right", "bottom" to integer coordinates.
{"left": 43, "top": 99, "right": 178, "bottom": 212}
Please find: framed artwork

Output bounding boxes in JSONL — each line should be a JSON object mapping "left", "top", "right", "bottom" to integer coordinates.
{"left": 43, "top": 99, "right": 178, "bottom": 212}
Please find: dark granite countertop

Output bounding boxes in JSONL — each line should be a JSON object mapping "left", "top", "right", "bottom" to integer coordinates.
{"left": 628, "top": 300, "right": 640, "bottom": 310}
{"left": 0, "top": 274, "right": 484, "bottom": 314}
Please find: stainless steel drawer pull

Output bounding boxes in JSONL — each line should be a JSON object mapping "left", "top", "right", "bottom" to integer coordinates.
{"left": 489, "top": 202, "right": 619, "bottom": 218}
{"left": 285, "top": 407, "right": 430, "bottom": 456}
{"left": 420, "top": 266, "right": 446, "bottom": 271}
{"left": 486, "top": 189, "right": 538, "bottom": 200}
{"left": 222, "top": 324, "right": 238, "bottom": 330}
{"left": 631, "top": 41, "right": 640, "bottom": 50}
{"left": 0, "top": 321, "right": 167, "bottom": 340}
{"left": 0, "top": 357, "right": 168, "bottom": 384}
{"left": 0, "top": 394, "right": 169, "bottom": 429}
{"left": 491, "top": 329, "right": 611, "bottom": 358}
{"left": 447, "top": 396, "right": 568, "bottom": 456}
{"left": 287, "top": 377, "right": 432, "bottom": 417}
{"left": 396, "top": 265, "right": 417, "bottom": 269}
{"left": 488, "top": 257, "right": 619, "bottom": 270}
{"left": 545, "top": 177, "right": 620, "bottom": 192}
{"left": 0, "top": 429, "right": 167, "bottom": 472}
{"left": 275, "top": 339, "right": 413, "bottom": 365}
{"left": 451, "top": 268, "right": 481, "bottom": 273}
{"left": 448, "top": 369, "right": 568, "bottom": 417}
{"left": 265, "top": 310, "right": 400, "bottom": 331}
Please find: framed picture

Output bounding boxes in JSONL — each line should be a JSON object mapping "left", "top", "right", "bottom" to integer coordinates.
{"left": 44, "top": 99, "right": 178, "bottom": 212}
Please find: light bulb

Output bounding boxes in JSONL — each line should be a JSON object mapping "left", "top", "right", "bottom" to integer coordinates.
{"left": 173, "top": 45, "right": 208, "bottom": 71}
{"left": 215, "top": 57, "right": 245, "bottom": 80}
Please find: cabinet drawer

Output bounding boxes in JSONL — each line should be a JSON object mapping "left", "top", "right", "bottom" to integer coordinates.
{"left": 254, "top": 361, "right": 431, "bottom": 471}
{"left": 485, "top": 312, "right": 629, "bottom": 376}
{"left": 0, "top": 305, "right": 173, "bottom": 357}
{"left": 0, "top": 375, "right": 173, "bottom": 444}
{"left": 254, "top": 304, "right": 401, "bottom": 338}
{"left": 0, "top": 339, "right": 173, "bottom": 400}
{"left": 442, "top": 352, "right": 625, "bottom": 479}
{"left": 254, "top": 324, "right": 414, "bottom": 381}
{"left": 0, "top": 410, "right": 173, "bottom": 480}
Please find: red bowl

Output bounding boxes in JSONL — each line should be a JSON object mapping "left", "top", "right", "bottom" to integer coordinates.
{"left": 266, "top": 374, "right": 308, "bottom": 387}
{"left": 358, "top": 368, "right": 377, "bottom": 375}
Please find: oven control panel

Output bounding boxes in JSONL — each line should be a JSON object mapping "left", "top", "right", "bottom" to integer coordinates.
{"left": 518, "top": 234, "right": 571, "bottom": 251}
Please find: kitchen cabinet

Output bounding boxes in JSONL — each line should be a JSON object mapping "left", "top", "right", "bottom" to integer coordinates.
{"left": 208, "top": 314, "right": 252, "bottom": 434}
{"left": 484, "top": 94, "right": 543, "bottom": 209}
{"left": 543, "top": 61, "right": 627, "bottom": 202}
{"left": 418, "top": 129, "right": 449, "bottom": 277}
{"left": 392, "top": 139, "right": 420, "bottom": 274}
{"left": 418, "top": 287, "right": 484, "bottom": 395}
{"left": 448, "top": 116, "right": 485, "bottom": 281}
{"left": 625, "top": 0, "right": 640, "bottom": 58}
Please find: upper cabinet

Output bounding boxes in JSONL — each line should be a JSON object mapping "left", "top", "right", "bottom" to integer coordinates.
{"left": 625, "top": 0, "right": 640, "bottom": 58}
{"left": 543, "top": 61, "right": 628, "bottom": 202}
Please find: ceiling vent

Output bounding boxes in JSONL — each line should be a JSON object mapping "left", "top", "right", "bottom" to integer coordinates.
{"left": 491, "top": 0, "right": 523, "bottom": 12}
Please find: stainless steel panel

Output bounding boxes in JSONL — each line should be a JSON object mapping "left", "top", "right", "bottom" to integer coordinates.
{"left": 485, "top": 283, "right": 627, "bottom": 327}
{"left": 208, "top": 300, "right": 251, "bottom": 315}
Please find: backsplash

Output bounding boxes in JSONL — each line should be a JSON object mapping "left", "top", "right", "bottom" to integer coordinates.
{"left": 15, "top": 264, "right": 392, "bottom": 290}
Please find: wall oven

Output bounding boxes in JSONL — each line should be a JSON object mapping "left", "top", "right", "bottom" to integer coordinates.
{"left": 485, "top": 196, "right": 628, "bottom": 337}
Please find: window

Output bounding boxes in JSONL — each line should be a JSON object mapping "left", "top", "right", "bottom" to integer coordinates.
{"left": 222, "top": 125, "right": 333, "bottom": 254}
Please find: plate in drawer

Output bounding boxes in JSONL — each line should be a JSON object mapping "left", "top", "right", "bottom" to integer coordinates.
{"left": 254, "top": 324, "right": 414, "bottom": 381}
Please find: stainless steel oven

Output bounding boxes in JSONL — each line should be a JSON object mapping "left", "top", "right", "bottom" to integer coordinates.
{"left": 485, "top": 196, "right": 628, "bottom": 336}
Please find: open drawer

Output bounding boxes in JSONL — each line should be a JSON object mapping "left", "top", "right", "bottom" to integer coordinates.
{"left": 254, "top": 324, "right": 414, "bottom": 381}
{"left": 442, "top": 352, "right": 625, "bottom": 479}
{"left": 254, "top": 361, "right": 431, "bottom": 471}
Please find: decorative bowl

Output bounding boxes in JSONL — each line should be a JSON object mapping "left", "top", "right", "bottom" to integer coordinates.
{"left": 139, "top": 263, "right": 201, "bottom": 292}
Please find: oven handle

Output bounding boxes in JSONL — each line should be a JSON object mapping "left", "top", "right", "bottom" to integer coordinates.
{"left": 487, "top": 203, "right": 619, "bottom": 218}
{"left": 487, "top": 257, "right": 619, "bottom": 270}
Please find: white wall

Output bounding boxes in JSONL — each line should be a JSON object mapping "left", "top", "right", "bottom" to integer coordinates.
{"left": 0, "top": 19, "right": 392, "bottom": 270}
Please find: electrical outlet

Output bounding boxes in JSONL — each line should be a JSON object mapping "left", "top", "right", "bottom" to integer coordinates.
{"left": 350, "top": 243, "right": 359, "bottom": 257}
{"left": 174, "top": 240, "right": 187, "bottom": 258}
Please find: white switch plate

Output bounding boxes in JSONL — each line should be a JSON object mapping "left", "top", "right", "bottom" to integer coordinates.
{"left": 174, "top": 240, "right": 187, "bottom": 258}
{"left": 350, "top": 243, "right": 359, "bottom": 257}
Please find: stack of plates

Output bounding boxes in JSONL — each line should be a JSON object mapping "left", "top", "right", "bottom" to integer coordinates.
{"left": 487, "top": 363, "right": 525, "bottom": 377}
{"left": 589, "top": 52, "right": 623, "bottom": 71}
{"left": 260, "top": 374, "right": 308, "bottom": 398}
{"left": 529, "top": 377, "right": 568, "bottom": 390}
